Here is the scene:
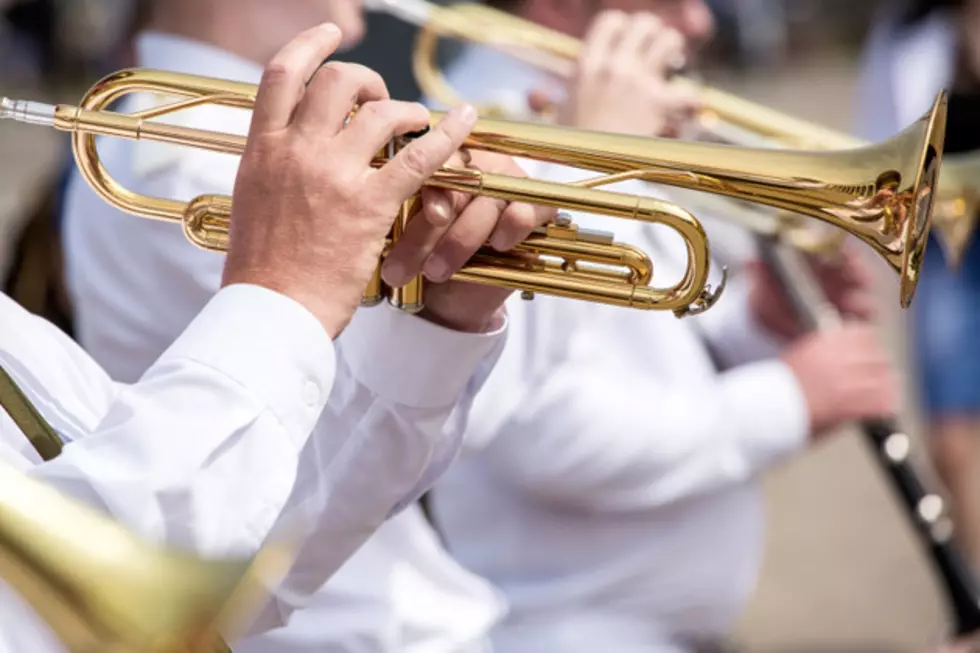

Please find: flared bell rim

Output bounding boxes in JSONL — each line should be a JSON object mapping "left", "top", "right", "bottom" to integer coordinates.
{"left": 899, "top": 90, "right": 949, "bottom": 309}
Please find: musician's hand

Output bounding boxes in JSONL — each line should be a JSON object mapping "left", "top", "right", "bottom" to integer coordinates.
{"left": 748, "top": 244, "right": 877, "bottom": 339}
{"left": 381, "top": 150, "right": 557, "bottom": 333}
{"left": 782, "top": 324, "right": 899, "bottom": 438}
{"left": 554, "top": 10, "right": 698, "bottom": 138}
{"left": 222, "top": 24, "right": 478, "bottom": 339}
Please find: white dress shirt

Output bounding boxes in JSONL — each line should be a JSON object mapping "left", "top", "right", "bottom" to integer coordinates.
{"left": 61, "top": 31, "right": 506, "bottom": 653}
{"left": 0, "top": 283, "right": 335, "bottom": 651}
{"left": 427, "top": 46, "right": 810, "bottom": 653}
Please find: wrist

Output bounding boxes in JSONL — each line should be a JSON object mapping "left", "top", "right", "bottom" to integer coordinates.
{"left": 221, "top": 271, "right": 351, "bottom": 340}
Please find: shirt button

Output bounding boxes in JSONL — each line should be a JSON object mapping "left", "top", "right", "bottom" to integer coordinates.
{"left": 302, "top": 380, "right": 321, "bottom": 407}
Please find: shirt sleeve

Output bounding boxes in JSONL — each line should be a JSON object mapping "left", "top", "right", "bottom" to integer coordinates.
{"left": 61, "top": 146, "right": 511, "bottom": 636}
{"left": 693, "top": 271, "right": 788, "bottom": 369}
{"left": 465, "top": 308, "right": 808, "bottom": 513}
{"left": 29, "top": 284, "right": 337, "bottom": 557}
{"left": 247, "top": 303, "right": 507, "bottom": 634}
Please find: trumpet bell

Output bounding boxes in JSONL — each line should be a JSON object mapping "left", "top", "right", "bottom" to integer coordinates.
{"left": 0, "top": 68, "right": 947, "bottom": 310}
{"left": 433, "top": 90, "right": 947, "bottom": 308}
{"left": 0, "top": 458, "right": 292, "bottom": 652}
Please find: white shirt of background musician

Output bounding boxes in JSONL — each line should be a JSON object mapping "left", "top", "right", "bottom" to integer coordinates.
{"left": 61, "top": 31, "right": 506, "bottom": 653}
{"left": 855, "top": 8, "right": 955, "bottom": 141}
{"left": 425, "top": 45, "right": 810, "bottom": 653}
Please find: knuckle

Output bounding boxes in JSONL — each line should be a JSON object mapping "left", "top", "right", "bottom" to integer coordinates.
{"left": 437, "top": 229, "right": 478, "bottom": 263}
{"left": 408, "top": 101, "right": 431, "bottom": 123}
{"left": 359, "top": 100, "right": 385, "bottom": 121}
{"left": 356, "top": 63, "right": 386, "bottom": 88}
{"left": 313, "top": 61, "right": 345, "bottom": 87}
{"left": 642, "top": 11, "right": 662, "bottom": 27}
{"left": 321, "top": 60, "right": 348, "bottom": 75}
{"left": 261, "top": 62, "right": 291, "bottom": 86}
{"left": 399, "top": 144, "right": 431, "bottom": 178}
{"left": 286, "top": 136, "right": 310, "bottom": 161}
{"left": 605, "top": 9, "right": 627, "bottom": 25}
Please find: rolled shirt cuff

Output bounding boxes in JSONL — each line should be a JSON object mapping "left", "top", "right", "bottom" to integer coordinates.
{"left": 338, "top": 303, "right": 508, "bottom": 409}
{"left": 158, "top": 283, "right": 337, "bottom": 449}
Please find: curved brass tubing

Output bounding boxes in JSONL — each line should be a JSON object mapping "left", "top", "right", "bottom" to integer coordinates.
{"left": 366, "top": 0, "right": 970, "bottom": 267}
{"left": 2, "top": 67, "right": 947, "bottom": 309}
{"left": 42, "top": 69, "right": 722, "bottom": 317}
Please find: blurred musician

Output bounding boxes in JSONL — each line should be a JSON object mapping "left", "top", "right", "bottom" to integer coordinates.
{"left": 422, "top": 2, "right": 902, "bottom": 652}
{"left": 857, "top": 0, "right": 980, "bottom": 568}
{"left": 57, "top": 1, "right": 557, "bottom": 651}
{"left": 1, "top": 25, "right": 517, "bottom": 649}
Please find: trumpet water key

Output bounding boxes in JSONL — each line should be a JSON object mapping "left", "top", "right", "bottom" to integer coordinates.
{"left": 1, "top": 66, "right": 945, "bottom": 309}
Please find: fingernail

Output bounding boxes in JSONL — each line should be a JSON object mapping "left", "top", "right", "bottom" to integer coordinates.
{"left": 452, "top": 103, "right": 478, "bottom": 125}
{"left": 424, "top": 255, "right": 451, "bottom": 282}
{"left": 382, "top": 260, "right": 408, "bottom": 287}
{"left": 320, "top": 23, "right": 341, "bottom": 35}
{"left": 427, "top": 197, "right": 453, "bottom": 225}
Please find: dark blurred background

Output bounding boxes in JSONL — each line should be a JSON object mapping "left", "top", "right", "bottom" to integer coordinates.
{"left": 0, "top": 0, "right": 882, "bottom": 97}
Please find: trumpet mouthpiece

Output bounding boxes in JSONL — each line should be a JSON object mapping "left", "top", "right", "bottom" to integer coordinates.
{"left": 0, "top": 97, "right": 56, "bottom": 127}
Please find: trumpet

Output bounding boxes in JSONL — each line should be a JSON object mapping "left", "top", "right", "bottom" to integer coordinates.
{"left": 692, "top": 105, "right": 980, "bottom": 267}
{"left": 368, "top": 0, "right": 977, "bottom": 266}
{"left": 1, "top": 66, "right": 945, "bottom": 309}
{"left": 0, "top": 451, "right": 291, "bottom": 652}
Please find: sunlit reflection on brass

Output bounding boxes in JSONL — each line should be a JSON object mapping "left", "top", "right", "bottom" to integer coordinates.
{"left": 1, "top": 67, "right": 946, "bottom": 309}
{"left": 367, "top": 0, "right": 969, "bottom": 269}
{"left": 0, "top": 455, "right": 291, "bottom": 652}
{"left": 1, "top": 71, "right": 730, "bottom": 318}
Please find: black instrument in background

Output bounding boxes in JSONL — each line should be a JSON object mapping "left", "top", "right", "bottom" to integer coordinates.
{"left": 755, "top": 233, "right": 980, "bottom": 639}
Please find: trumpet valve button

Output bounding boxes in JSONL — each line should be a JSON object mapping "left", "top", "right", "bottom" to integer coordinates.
{"left": 521, "top": 291, "right": 535, "bottom": 301}
{"left": 554, "top": 212, "right": 573, "bottom": 227}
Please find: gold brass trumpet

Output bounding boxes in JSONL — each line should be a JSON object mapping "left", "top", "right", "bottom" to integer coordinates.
{"left": 1, "top": 67, "right": 946, "bottom": 309}
{"left": 1, "top": 71, "right": 724, "bottom": 318}
{"left": 368, "top": 0, "right": 975, "bottom": 265}
{"left": 0, "top": 455, "right": 291, "bottom": 652}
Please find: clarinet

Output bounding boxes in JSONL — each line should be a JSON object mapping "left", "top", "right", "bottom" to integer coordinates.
{"left": 755, "top": 233, "right": 980, "bottom": 639}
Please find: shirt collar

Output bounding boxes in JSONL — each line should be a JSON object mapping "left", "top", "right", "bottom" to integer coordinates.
{"left": 136, "top": 30, "right": 264, "bottom": 84}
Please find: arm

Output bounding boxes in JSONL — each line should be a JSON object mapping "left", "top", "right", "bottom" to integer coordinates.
{"left": 694, "top": 270, "right": 787, "bottom": 368}
{"left": 28, "top": 284, "right": 336, "bottom": 557}
{"left": 0, "top": 292, "right": 118, "bottom": 457}
{"left": 249, "top": 303, "right": 506, "bottom": 633}
{"left": 467, "top": 303, "right": 807, "bottom": 512}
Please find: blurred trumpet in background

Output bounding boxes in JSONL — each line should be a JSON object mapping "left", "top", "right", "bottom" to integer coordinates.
{"left": 365, "top": 0, "right": 977, "bottom": 268}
